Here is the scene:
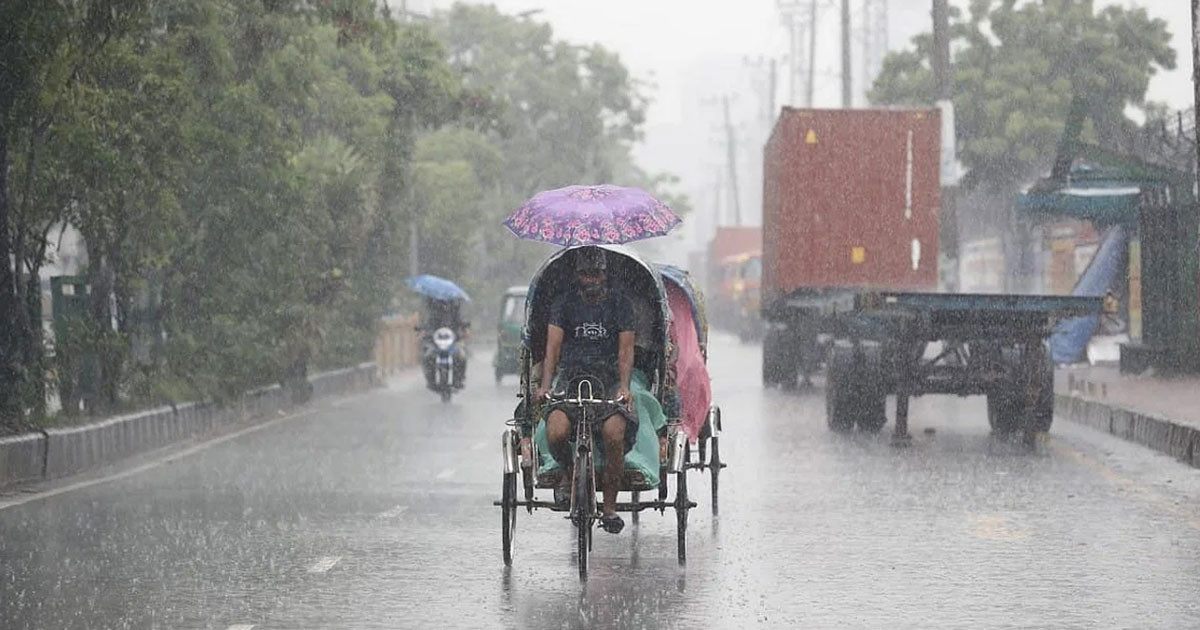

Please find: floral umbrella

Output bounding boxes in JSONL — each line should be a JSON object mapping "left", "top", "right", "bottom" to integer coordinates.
{"left": 503, "top": 184, "right": 681, "bottom": 246}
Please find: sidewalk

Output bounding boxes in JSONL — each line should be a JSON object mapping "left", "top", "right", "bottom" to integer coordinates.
{"left": 1054, "top": 364, "right": 1200, "bottom": 468}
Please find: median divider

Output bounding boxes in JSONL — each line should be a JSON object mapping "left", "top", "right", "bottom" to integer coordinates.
{"left": 0, "top": 363, "right": 381, "bottom": 488}
{"left": 1055, "top": 394, "right": 1200, "bottom": 469}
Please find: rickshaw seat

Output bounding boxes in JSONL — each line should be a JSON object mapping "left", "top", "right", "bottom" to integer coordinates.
{"left": 532, "top": 369, "right": 667, "bottom": 489}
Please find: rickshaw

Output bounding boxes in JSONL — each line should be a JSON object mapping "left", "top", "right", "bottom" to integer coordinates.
{"left": 656, "top": 264, "right": 726, "bottom": 513}
{"left": 493, "top": 285, "right": 527, "bottom": 383}
{"left": 496, "top": 245, "right": 717, "bottom": 577}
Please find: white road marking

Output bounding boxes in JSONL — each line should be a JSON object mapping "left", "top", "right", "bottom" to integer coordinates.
{"left": 435, "top": 468, "right": 456, "bottom": 480}
{"left": 470, "top": 441, "right": 487, "bottom": 451}
{"left": 226, "top": 625, "right": 256, "bottom": 630}
{"left": 307, "top": 556, "right": 342, "bottom": 574}
{"left": 0, "top": 409, "right": 320, "bottom": 512}
{"left": 377, "top": 505, "right": 409, "bottom": 519}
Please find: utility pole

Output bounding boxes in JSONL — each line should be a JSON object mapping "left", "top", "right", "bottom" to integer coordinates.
{"left": 932, "top": 0, "right": 951, "bottom": 102}
{"left": 769, "top": 58, "right": 778, "bottom": 123}
{"left": 1193, "top": 0, "right": 1200, "bottom": 195}
{"left": 807, "top": 0, "right": 818, "bottom": 106}
{"left": 932, "top": 0, "right": 959, "bottom": 290}
{"left": 722, "top": 96, "right": 743, "bottom": 225}
{"left": 841, "top": 0, "right": 852, "bottom": 107}
{"left": 862, "top": 0, "right": 888, "bottom": 102}
{"left": 778, "top": 1, "right": 813, "bottom": 107}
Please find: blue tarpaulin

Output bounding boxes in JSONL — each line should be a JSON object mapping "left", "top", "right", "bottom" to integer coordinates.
{"left": 1049, "top": 225, "right": 1127, "bottom": 364}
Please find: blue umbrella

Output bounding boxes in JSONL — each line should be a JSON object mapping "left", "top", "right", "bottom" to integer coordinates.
{"left": 406, "top": 275, "right": 470, "bottom": 302}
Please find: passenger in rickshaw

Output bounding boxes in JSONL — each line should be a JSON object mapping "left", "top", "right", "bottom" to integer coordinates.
{"left": 533, "top": 246, "right": 638, "bottom": 535}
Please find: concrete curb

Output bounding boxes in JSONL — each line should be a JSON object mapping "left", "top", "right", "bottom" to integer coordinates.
{"left": 1055, "top": 394, "right": 1200, "bottom": 469}
{"left": 0, "top": 363, "right": 381, "bottom": 488}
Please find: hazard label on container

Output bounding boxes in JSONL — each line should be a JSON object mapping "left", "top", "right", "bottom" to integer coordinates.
{"left": 805, "top": 130, "right": 818, "bottom": 144}
{"left": 851, "top": 246, "right": 865, "bottom": 264}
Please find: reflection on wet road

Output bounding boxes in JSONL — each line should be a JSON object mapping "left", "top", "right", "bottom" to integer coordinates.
{"left": 3, "top": 334, "right": 1200, "bottom": 629}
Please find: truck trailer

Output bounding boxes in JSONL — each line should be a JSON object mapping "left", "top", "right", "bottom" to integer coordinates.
{"left": 760, "top": 108, "right": 1099, "bottom": 442}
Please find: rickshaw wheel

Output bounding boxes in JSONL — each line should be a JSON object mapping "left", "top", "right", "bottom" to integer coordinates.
{"left": 676, "top": 451, "right": 689, "bottom": 565}
{"left": 494, "top": 367, "right": 503, "bottom": 385}
{"left": 631, "top": 490, "right": 640, "bottom": 526}
{"left": 709, "top": 436, "right": 721, "bottom": 515}
{"left": 501, "top": 472, "right": 517, "bottom": 565}
{"left": 574, "top": 455, "right": 593, "bottom": 579}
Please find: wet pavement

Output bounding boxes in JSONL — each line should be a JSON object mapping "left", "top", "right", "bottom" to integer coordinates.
{"left": 3, "top": 333, "right": 1200, "bottom": 629}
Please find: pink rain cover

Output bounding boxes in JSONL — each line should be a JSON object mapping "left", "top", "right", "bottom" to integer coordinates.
{"left": 666, "top": 283, "right": 711, "bottom": 442}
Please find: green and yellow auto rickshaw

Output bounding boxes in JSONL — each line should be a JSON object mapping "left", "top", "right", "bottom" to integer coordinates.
{"left": 493, "top": 285, "right": 527, "bottom": 383}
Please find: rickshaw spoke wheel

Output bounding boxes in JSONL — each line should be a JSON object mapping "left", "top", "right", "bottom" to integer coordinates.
{"left": 501, "top": 472, "right": 517, "bottom": 565}
{"left": 676, "top": 449, "right": 689, "bottom": 565}
{"left": 574, "top": 453, "right": 593, "bottom": 579}
{"left": 709, "top": 436, "right": 721, "bottom": 515}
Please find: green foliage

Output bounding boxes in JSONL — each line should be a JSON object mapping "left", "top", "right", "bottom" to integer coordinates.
{"left": 424, "top": 4, "right": 688, "bottom": 314}
{"left": 869, "top": 0, "right": 1175, "bottom": 190}
{"left": 1, "top": 0, "right": 676, "bottom": 426}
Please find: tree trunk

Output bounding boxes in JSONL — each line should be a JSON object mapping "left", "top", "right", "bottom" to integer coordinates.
{"left": 0, "top": 126, "right": 28, "bottom": 426}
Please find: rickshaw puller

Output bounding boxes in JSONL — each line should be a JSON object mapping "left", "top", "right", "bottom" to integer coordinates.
{"left": 534, "top": 247, "right": 637, "bottom": 535}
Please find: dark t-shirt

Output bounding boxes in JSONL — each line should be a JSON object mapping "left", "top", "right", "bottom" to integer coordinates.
{"left": 548, "top": 289, "right": 635, "bottom": 380}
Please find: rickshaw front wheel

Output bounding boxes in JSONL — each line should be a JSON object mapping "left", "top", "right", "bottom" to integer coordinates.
{"left": 501, "top": 472, "right": 517, "bottom": 565}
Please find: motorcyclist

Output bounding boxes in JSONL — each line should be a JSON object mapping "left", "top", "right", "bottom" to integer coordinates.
{"left": 419, "top": 297, "right": 469, "bottom": 389}
{"left": 534, "top": 246, "right": 637, "bottom": 535}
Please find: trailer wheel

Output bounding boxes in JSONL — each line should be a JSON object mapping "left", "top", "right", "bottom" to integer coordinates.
{"left": 1028, "top": 348, "right": 1055, "bottom": 433}
{"left": 762, "top": 328, "right": 796, "bottom": 387}
{"left": 987, "top": 391, "right": 1021, "bottom": 434}
{"left": 826, "top": 345, "right": 857, "bottom": 432}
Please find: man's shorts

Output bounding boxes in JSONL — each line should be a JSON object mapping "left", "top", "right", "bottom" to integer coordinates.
{"left": 547, "top": 374, "right": 639, "bottom": 454}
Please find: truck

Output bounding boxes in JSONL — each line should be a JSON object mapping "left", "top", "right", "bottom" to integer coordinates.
{"left": 760, "top": 108, "right": 1100, "bottom": 442}
{"left": 706, "top": 227, "right": 762, "bottom": 333}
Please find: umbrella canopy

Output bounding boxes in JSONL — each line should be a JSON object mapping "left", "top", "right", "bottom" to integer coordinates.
{"left": 504, "top": 184, "right": 681, "bottom": 246}
{"left": 406, "top": 275, "right": 470, "bottom": 302}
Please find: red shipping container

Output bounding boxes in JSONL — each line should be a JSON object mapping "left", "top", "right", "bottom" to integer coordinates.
{"left": 762, "top": 108, "right": 941, "bottom": 297}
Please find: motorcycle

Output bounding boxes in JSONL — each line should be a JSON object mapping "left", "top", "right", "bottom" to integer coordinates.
{"left": 424, "top": 326, "right": 463, "bottom": 403}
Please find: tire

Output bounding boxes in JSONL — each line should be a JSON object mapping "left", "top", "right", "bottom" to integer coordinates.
{"left": 501, "top": 472, "right": 516, "bottom": 565}
{"left": 987, "top": 391, "right": 1021, "bottom": 434}
{"left": 631, "top": 490, "right": 640, "bottom": 526}
{"left": 827, "top": 344, "right": 887, "bottom": 432}
{"left": 709, "top": 435, "right": 721, "bottom": 515}
{"left": 762, "top": 328, "right": 798, "bottom": 388}
{"left": 989, "top": 345, "right": 1054, "bottom": 435}
{"left": 495, "top": 368, "right": 503, "bottom": 385}
{"left": 574, "top": 454, "right": 593, "bottom": 580}
{"left": 440, "top": 390, "right": 451, "bottom": 404}
{"left": 826, "top": 345, "right": 857, "bottom": 432}
{"left": 675, "top": 466, "right": 689, "bottom": 566}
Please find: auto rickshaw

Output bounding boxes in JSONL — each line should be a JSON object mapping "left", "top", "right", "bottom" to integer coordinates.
{"left": 493, "top": 285, "right": 527, "bottom": 383}
{"left": 496, "top": 245, "right": 713, "bottom": 578}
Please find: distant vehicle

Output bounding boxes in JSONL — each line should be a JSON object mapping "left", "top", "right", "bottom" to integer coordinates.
{"left": 760, "top": 107, "right": 1100, "bottom": 441}
{"left": 494, "top": 286, "right": 527, "bottom": 383}
{"left": 424, "top": 327, "right": 462, "bottom": 403}
{"left": 706, "top": 227, "right": 761, "bottom": 332}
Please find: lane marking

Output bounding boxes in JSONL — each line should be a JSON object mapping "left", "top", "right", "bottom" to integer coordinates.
{"left": 307, "top": 556, "right": 342, "bottom": 574}
{"left": 1051, "top": 441, "right": 1200, "bottom": 532}
{"left": 0, "top": 408, "right": 320, "bottom": 512}
{"left": 967, "top": 514, "right": 1030, "bottom": 541}
{"left": 377, "top": 505, "right": 409, "bottom": 519}
{"left": 470, "top": 441, "right": 487, "bottom": 451}
{"left": 436, "top": 468, "right": 456, "bottom": 481}
{"left": 226, "top": 625, "right": 256, "bottom": 630}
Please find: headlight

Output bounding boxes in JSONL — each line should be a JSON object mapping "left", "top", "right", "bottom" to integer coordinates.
{"left": 433, "top": 327, "right": 456, "bottom": 351}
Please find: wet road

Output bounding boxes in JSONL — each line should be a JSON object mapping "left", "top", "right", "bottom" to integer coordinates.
{"left": 3, "top": 334, "right": 1200, "bottom": 629}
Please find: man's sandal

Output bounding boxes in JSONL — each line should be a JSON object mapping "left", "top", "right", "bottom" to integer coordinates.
{"left": 599, "top": 513, "right": 625, "bottom": 534}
